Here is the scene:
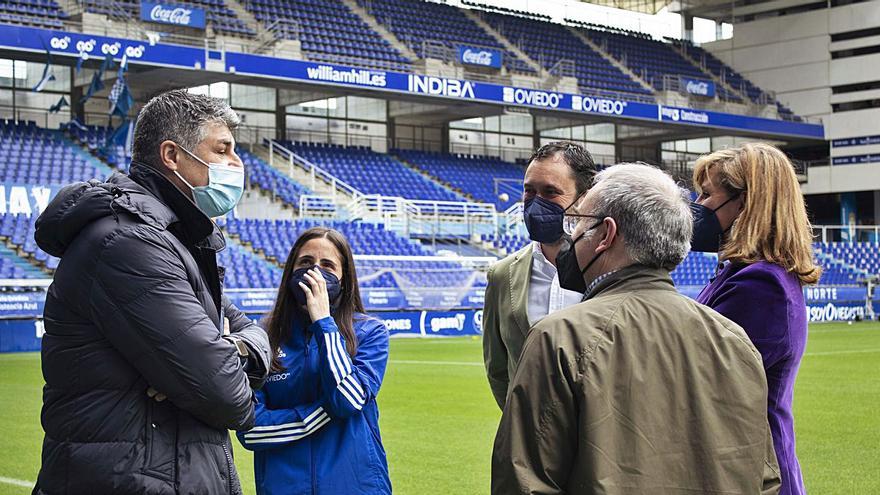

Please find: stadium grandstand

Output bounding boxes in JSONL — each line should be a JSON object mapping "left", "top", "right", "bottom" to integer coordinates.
{"left": 0, "top": 0, "right": 877, "bottom": 492}
{"left": 0, "top": 0, "right": 876, "bottom": 331}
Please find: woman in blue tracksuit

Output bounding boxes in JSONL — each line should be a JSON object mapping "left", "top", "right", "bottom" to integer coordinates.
{"left": 237, "top": 227, "right": 391, "bottom": 495}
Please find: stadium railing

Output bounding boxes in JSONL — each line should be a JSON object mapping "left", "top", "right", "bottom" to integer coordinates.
{"left": 577, "top": 86, "right": 656, "bottom": 104}
{"left": 267, "top": 139, "right": 364, "bottom": 200}
{"left": 267, "top": 140, "right": 502, "bottom": 237}
{"left": 814, "top": 225, "right": 880, "bottom": 244}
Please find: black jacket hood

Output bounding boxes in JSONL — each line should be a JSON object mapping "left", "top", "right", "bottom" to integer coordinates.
{"left": 35, "top": 162, "right": 222, "bottom": 257}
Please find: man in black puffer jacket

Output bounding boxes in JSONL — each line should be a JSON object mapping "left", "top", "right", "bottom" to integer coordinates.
{"left": 32, "top": 90, "right": 271, "bottom": 494}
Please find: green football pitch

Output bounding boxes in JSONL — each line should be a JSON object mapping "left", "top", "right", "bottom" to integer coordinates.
{"left": 0, "top": 321, "right": 877, "bottom": 494}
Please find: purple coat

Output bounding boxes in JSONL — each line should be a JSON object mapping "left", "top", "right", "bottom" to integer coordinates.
{"left": 697, "top": 261, "right": 807, "bottom": 495}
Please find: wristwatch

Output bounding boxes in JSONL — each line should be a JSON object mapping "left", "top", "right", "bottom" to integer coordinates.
{"left": 225, "top": 336, "right": 250, "bottom": 358}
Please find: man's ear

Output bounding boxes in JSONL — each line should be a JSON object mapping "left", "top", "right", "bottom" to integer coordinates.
{"left": 158, "top": 141, "right": 181, "bottom": 172}
{"left": 595, "top": 217, "right": 617, "bottom": 254}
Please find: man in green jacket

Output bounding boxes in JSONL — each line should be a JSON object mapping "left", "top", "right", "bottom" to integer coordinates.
{"left": 482, "top": 141, "right": 596, "bottom": 409}
{"left": 492, "top": 163, "right": 781, "bottom": 494}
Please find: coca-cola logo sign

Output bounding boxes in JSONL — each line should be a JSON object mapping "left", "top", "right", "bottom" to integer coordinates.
{"left": 686, "top": 80, "right": 709, "bottom": 95}
{"left": 681, "top": 77, "right": 715, "bottom": 97}
{"left": 458, "top": 46, "right": 502, "bottom": 69}
{"left": 151, "top": 5, "right": 191, "bottom": 25}
{"left": 140, "top": 1, "right": 206, "bottom": 29}
{"left": 462, "top": 49, "right": 493, "bottom": 66}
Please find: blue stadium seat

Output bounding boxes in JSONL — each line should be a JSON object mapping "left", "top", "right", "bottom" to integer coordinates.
{"left": 216, "top": 239, "right": 282, "bottom": 289}
{"left": 357, "top": 0, "right": 535, "bottom": 75}
{"left": 238, "top": 149, "right": 314, "bottom": 209}
{"left": 61, "top": 121, "right": 130, "bottom": 169}
{"left": 0, "top": 213, "right": 58, "bottom": 275}
{"left": 277, "top": 141, "right": 467, "bottom": 202}
{"left": 580, "top": 27, "right": 739, "bottom": 102}
{"left": 81, "top": 0, "right": 254, "bottom": 38}
{"left": 243, "top": 0, "right": 411, "bottom": 71}
{"left": 2, "top": 121, "right": 112, "bottom": 184}
{"left": 672, "top": 40, "right": 795, "bottom": 114}
{"left": 224, "top": 216, "right": 475, "bottom": 290}
{"left": 482, "top": 12, "right": 653, "bottom": 100}
{"left": 394, "top": 149, "right": 523, "bottom": 209}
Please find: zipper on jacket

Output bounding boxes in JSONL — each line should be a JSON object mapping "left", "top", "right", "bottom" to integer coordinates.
{"left": 305, "top": 339, "right": 317, "bottom": 495}
{"left": 144, "top": 400, "right": 154, "bottom": 471}
{"left": 222, "top": 440, "right": 233, "bottom": 494}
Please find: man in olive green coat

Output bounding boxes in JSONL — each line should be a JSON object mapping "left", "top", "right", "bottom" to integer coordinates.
{"left": 492, "top": 164, "right": 781, "bottom": 495}
{"left": 483, "top": 142, "right": 595, "bottom": 409}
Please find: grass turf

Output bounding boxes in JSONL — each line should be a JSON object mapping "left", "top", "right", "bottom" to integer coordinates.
{"left": 0, "top": 322, "right": 877, "bottom": 494}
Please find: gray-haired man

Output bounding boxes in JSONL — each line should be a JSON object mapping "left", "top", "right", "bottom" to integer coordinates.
{"left": 33, "top": 89, "right": 271, "bottom": 494}
{"left": 491, "top": 164, "right": 781, "bottom": 495}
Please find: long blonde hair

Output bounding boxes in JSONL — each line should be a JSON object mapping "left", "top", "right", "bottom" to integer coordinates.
{"left": 693, "top": 143, "right": 821, "bottom": 285}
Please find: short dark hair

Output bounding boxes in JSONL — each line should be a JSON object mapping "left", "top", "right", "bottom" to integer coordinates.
{"left": 527, "top": 141, "right": 596, "bottom": 196}
{"left": 132, "top": 89, "right": 240, "bottom": 166}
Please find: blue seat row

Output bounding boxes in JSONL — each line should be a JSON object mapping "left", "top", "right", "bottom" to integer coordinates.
{"left": 238, "top": 149, "right": 313, "bottom": 209}
{"left": 357, "top": 0, "right": 536, "bottom": 75}
{"left": 2, "top": 124, "right": 112, "bottom": 185}
{"left": 482, "top": 12, "right": 653, "bottom": 99}
{"left": 394, "top": 149, "right": 524, "bottom": 209}
{"left": 279, "top": 141, "right": 467, "bottom": 203}
{"left": 244, "top": 0, "right": 410, "bottom": 69}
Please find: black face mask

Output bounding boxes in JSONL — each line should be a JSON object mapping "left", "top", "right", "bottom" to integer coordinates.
{"left": 690, "top": 196, "right": 737, "bottom": 253}
{"left": 555, "top": 219, "right": 605, "bottom": 293}
{"left": 287, "top": 266, "right": 343, "bottom": 313}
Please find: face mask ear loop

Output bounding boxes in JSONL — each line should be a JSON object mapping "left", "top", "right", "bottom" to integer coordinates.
{"left": 177, "top": 144, "right": 211, "bottom": 169}
{"left": 712, "top": 191, "right": 741, "bottom": 213}
{"left": 173, "top": 169, "right": 196, "bottom": 191}
{"left": 715, "top": 191, "right": 744, "bottom": 237}
{"left": 579, "top": 219, "right": 607, "bottom": 275}
{"left": 172, "top": 143, "right": 208, "bottom": 192}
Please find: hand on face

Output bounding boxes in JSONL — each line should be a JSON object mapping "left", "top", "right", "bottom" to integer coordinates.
{"left": 299, "top": 266, "right": 332, "bottom": 322}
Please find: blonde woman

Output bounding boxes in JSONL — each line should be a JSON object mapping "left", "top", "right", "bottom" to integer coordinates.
{"left": 691, "top": 143, "right": 820, "bottom": 495}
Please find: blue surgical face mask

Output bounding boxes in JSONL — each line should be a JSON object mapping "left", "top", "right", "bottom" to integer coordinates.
{"left": 174, "top": 145, "right": 244, "bottom": 218}
{"left": 690, "top": 196, "right": 737, "bottom": 253}
{"left": 523, "top": 196, "right": 567, "bottom": 244}
{"left": 287, "top": 266, "right": 343, "bottom": 311}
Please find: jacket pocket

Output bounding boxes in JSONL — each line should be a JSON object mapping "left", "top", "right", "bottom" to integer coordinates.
{"left": 142, "top": 400, "right": 176, "bottom": 482}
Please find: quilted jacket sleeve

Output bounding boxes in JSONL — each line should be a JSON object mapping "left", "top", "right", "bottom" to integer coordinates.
{"left": 88, "top": 225, "right": 256, "bottom": 431}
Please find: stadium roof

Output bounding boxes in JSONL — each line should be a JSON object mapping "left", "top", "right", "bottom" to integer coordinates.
{"left": 579, "top": 0, "right": 800, "bottom": 22}
{"left": 577, "top": 0, "right": 673, "bottom": 15}
{"left": 671, "top": 0, "right": 820, "bottom": 23}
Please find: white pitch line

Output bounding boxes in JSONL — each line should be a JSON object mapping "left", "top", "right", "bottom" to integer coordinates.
{"left": 804, "top": 348, "right": 880, "bottom": 357}
{"left": 424, "top": 340, "right": 480, "bottom": 345}
{"left": 391, "top": 360, "right": 483, "bottom": 367}
{"left": 391, "top": 348, "right": 880, "bottom": 366}
{"left": 810, "top": 327, "right": 880, "bottom": 334}
{"left": 0, "top": 476, "right": 33, "bottom": 488}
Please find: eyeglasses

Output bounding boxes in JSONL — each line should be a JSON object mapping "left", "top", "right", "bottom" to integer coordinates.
{"left": 563, "top": 213, "right": 606, "bottom": 236}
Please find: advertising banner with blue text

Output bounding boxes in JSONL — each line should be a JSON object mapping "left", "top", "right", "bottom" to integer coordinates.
{"left": 375, "top": 309, "right": 483, "bottom": 337}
